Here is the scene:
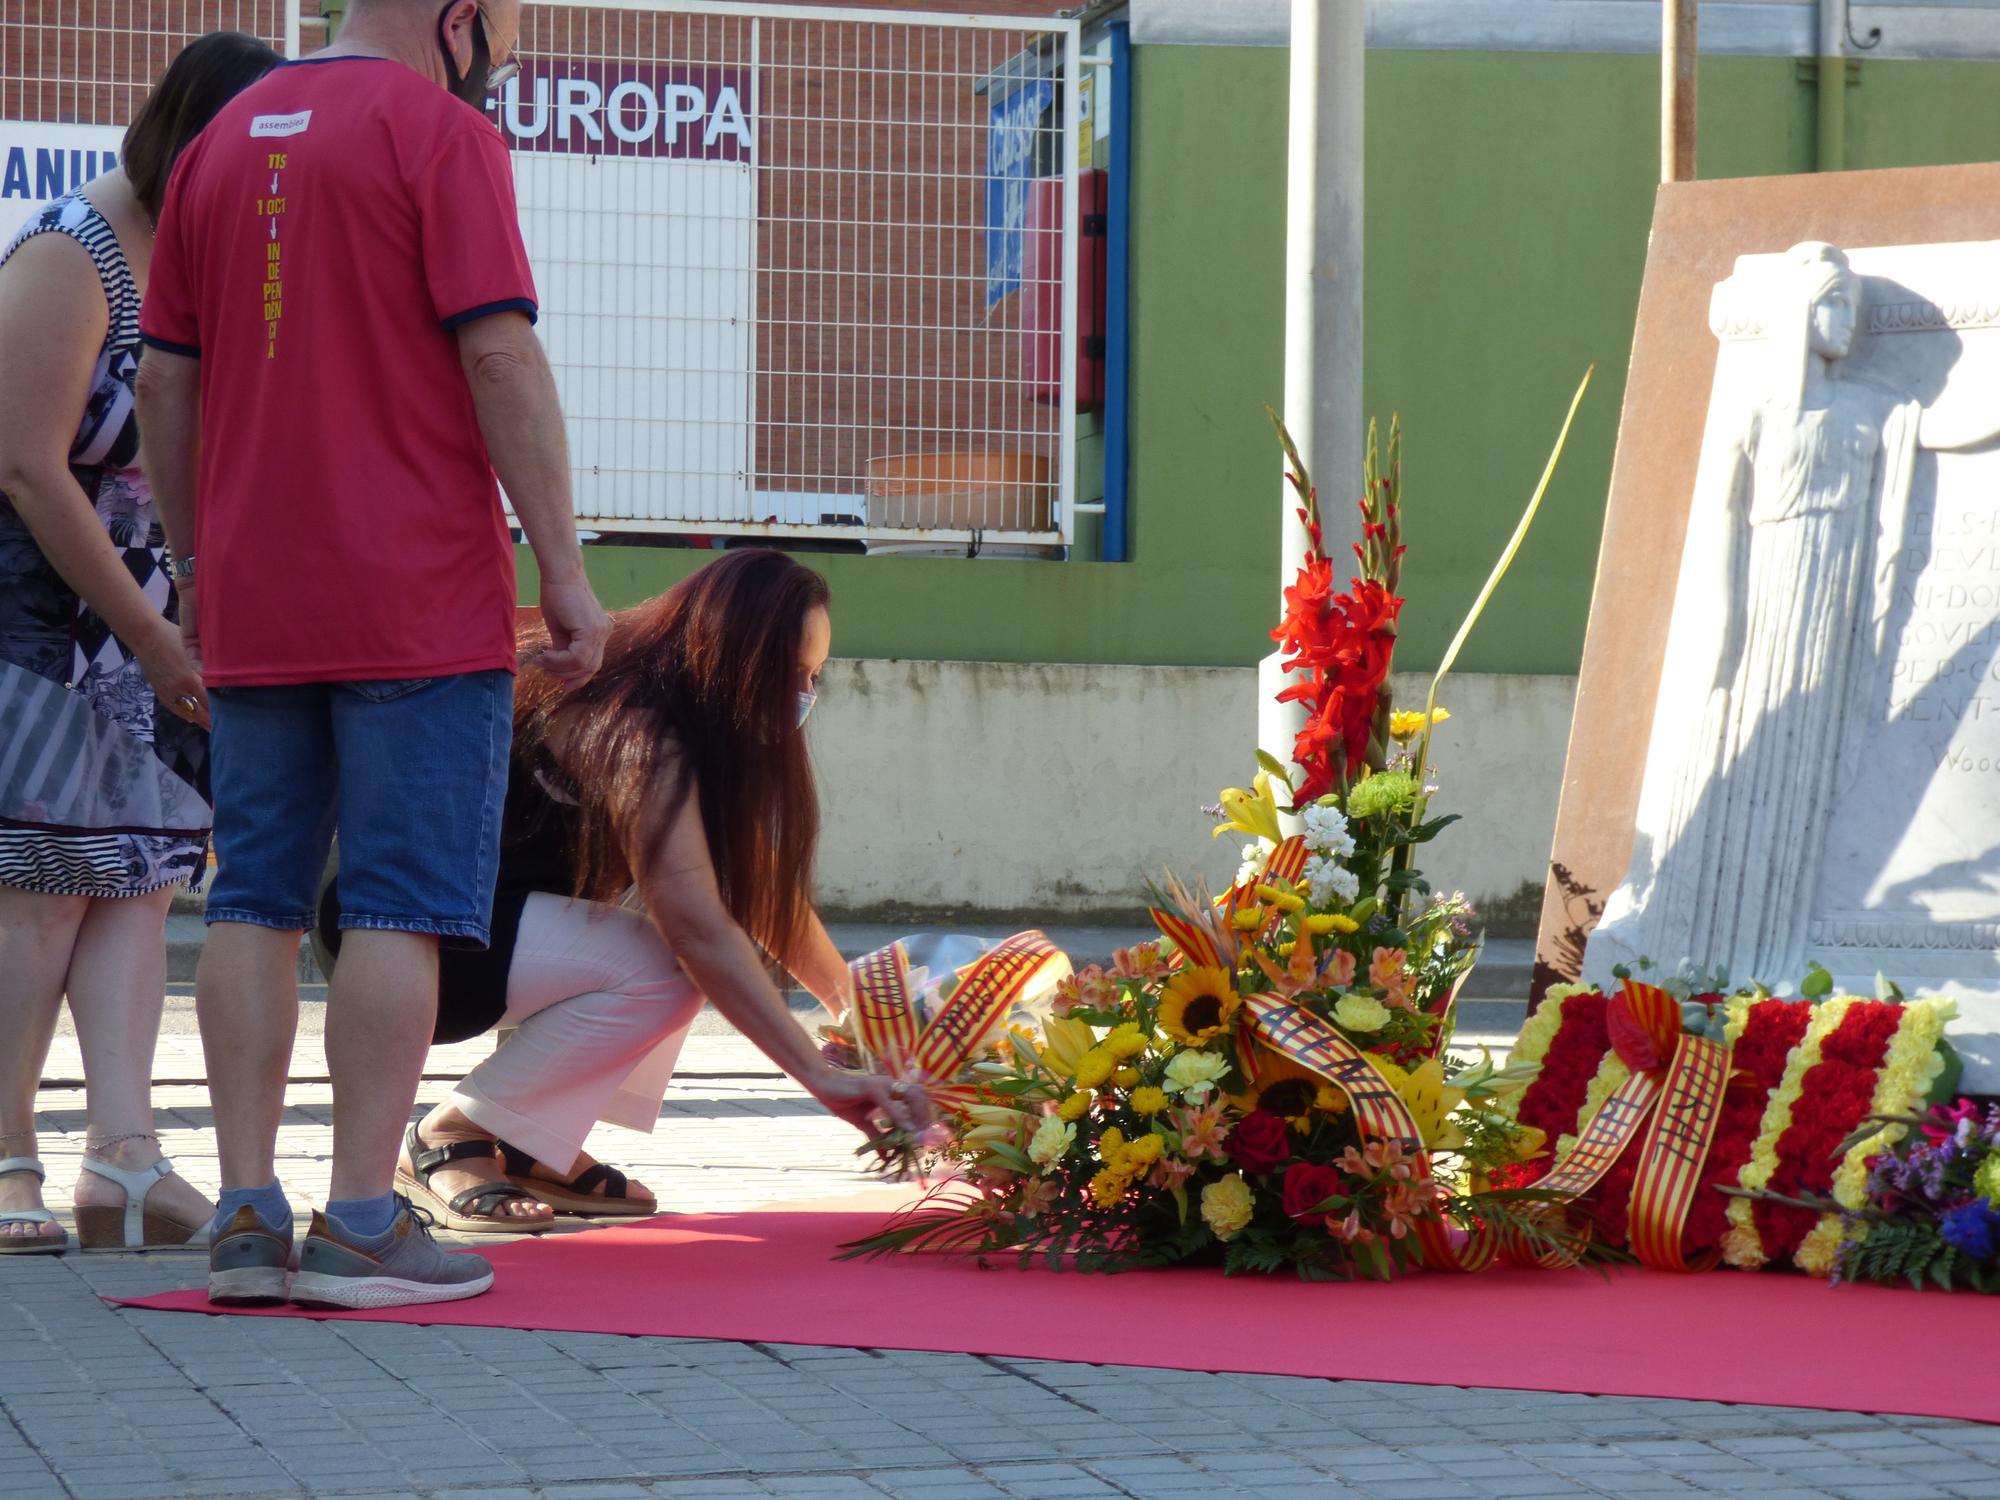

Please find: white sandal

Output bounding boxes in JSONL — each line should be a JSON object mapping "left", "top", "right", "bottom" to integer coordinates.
{"left": 75, "top": 1154, "right": 210, "bottom": 1252}
{"left": 0, "top": 1158, "right": 69, "bottom": 1256}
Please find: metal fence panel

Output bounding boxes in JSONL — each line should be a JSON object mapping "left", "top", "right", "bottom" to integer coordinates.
{"left": 1, "top": 0, "right": 1082, "bottom": 551}
{"left": 506, "top": 0, "right": 1080, "bottom": 549}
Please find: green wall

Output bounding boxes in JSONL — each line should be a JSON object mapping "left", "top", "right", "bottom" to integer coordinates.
{"left": 530, "top": 48, "right": 2000, "bottom": 674}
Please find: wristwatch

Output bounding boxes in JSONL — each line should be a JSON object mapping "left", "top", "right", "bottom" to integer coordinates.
{"left": 168, "top": 554, "right": 196, "bottom": 583}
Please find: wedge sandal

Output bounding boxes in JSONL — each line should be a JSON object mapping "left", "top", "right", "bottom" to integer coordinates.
{"left": 395, "top": 1125, "right": 552, "bottom": 1235}
{"left": 0, "top": 1158, "right": 68, "bottom": 1255}
{"left": 75, "top": 1154, "right": 210, "bottom": 1252}
{"left": 497, "top": 1141, "right": 657, "bottom": 1217}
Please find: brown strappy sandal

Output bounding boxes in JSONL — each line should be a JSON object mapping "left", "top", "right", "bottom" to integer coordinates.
{"left": 497, "top": 1141, "right": 658, "bottom": 1218}
{"left": 394, "top": 1125, "right": 553, "bottom": 1235}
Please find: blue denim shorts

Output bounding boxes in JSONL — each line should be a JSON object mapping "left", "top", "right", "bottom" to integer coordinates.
{"left": 205, "top": 671, "right": 514, "bottom": 946}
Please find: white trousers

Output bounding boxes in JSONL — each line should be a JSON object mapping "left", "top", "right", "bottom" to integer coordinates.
{"left": 451, "top": 891, "right": 702, "bottom": 1174}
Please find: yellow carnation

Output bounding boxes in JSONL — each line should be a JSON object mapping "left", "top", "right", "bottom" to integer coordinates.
{"left": 1333, "top": 994, "right": 1390, "bottom": 1032}
{"left": 1200, "top": 1173, "right": 1255, "bottom": 1241}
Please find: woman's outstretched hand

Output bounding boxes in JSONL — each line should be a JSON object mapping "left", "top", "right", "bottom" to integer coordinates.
{"left": 809, "top": 1068, "right": 934, "bottom": 1140}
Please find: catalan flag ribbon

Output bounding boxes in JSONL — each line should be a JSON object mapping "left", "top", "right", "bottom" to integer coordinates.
{"left": 847, "top": 931, "right": 1072, "bottom": 1117}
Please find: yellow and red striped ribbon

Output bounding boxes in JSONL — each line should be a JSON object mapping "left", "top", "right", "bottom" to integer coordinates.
{"left": 1628, "top": 1033, "right": 1731, "bottom": 1272}
{"left": 849, "top": 941, "right": 920, "bottom": 1073}
{"left": 910, "top": 932, "right": 1070, "bottom": 1084}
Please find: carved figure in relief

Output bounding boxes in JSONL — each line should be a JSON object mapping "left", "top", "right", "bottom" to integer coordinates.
{"left": 1588, "top": 243, "right": 1999, "bottom": 992}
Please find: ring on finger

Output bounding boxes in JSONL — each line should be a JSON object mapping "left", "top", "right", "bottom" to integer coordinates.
{"left": 175, "top": 693, "right": 200, "bottom": 716}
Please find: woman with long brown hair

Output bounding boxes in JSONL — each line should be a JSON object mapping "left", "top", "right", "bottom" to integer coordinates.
{"left": 319, "top": 548, "right": 925, "bottom": 1230}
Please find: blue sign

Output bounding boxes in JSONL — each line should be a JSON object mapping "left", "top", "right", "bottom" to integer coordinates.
{"left": 985, "top": 79, "right": 1053, "bottom": 309}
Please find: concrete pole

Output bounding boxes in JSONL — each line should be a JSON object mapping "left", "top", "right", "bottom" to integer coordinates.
{"left": 1258, "top": 0, "right": 1365, "bottom": 804}
{"left": 1816, "top": 0, "right": 1847, "bottom": 172}
{"left": 1662, "top": 0, "right": 1697, "bottom": 183}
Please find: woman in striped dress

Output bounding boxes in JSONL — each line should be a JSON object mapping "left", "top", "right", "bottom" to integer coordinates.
{"left": 0, "top": 33, "right": 278, "bottom": 1254}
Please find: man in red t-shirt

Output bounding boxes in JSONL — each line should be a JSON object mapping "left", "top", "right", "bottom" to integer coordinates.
{"left": 137, "top": 0, "right": 610, "bottom": 1310}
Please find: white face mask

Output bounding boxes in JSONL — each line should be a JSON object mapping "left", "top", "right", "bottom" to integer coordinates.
{"left": 797, "top": 689, "right": 818, "bottom": 728}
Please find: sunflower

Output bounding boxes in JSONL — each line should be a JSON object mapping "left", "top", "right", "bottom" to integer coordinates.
{"left": 1156, "top": 967, "right": 1241, "bottom": 1047}
{"left": 1231, "top": 1052, "right": 1330, "bottom": 1132}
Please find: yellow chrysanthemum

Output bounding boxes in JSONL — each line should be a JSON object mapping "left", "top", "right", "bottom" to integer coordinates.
{"left": 1131, "top": 1086, "right": 1169, "bottom": 1116}
{"left": 1112, "top": 1067, "right": 1141, "bottom": 1089}
{"left": 1125, "top": 1133, "right": 1165, "bottom": 1166}
{"left": 1314, "top": 1085, "right": 1350, "bottom": 1116}
{"left": 1231, "top": 907, "right": 1265, "bottom": 931}
{"left": 1057, "top": 1091, "right": 1092, "bottom": 1122}
{"left": 1089, "top": 1168, "right": 1129, "bottom": 1208}
{"left": 1157, "top": 967, "right": 1241, "bottom": 1047}
{"left": 1073, "top": 1047, "right": 1117, "bottom": 1090}
{"left": 1305, "top": 913, "right": 1358, "bottom": 935}
{"left": 1106, "top": 1024, "right": 1150, "bottom": 1061}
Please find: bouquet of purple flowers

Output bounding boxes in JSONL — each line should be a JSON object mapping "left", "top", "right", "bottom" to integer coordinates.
{"left": 1836, "top": 1099, "right": 2000, "bottom": 1293}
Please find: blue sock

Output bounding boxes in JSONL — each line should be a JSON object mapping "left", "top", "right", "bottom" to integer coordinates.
{"left": 214, "top": 1181, "right": 291, "bottom": 1235}
{"left": 326, "top": 1192, "right": 398, "bottom": 1239}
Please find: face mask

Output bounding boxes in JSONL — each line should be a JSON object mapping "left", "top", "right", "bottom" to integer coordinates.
{"left": 796, "top": 689, "right": 818, "bottom": 728}
{"left": 437, "top": 1, "right": 493, "bottom": 108}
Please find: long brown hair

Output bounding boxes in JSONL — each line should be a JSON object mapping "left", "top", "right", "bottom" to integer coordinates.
{"left": 515, "top": 549, "right": 831, "bottom": 956}
{"left": 124, "top": 32, "right": 282, "bottom": 220}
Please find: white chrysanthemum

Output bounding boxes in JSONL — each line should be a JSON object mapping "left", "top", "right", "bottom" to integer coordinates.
{"left": 1303, "top": 855, "right": 1360, "bottom": 905}
{"left": 1302, "top": 804, "right": 1356, "bottom": 858}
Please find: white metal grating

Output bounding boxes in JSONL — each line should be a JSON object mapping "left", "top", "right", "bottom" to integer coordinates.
{"left": 502, "top": 0, "right": 1081, "bottom": 548}
{"left": 1, "top": 2, "right": 305, "bottom": 208}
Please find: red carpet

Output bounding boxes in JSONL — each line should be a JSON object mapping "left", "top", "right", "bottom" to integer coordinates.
{"left": 113, "top": 1188, "right": 2000, "bottom": 1423}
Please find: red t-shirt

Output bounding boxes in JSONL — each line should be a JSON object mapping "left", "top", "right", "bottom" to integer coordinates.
{"left": 141, "top": 56, "right": 537, "bottom": 686}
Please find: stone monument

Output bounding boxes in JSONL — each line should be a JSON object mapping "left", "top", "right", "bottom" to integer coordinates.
{"left": 1583, "top": 237, "right": 2000, "bottom": 1089}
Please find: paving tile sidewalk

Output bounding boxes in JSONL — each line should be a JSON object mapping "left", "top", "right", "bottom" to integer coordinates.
{"left": 4, "top": 1024, "right": 1996, "bottom": 1500}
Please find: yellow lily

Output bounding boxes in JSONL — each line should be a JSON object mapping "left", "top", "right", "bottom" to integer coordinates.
{"left": 1389, "top": 706, "right": 1451, "bottom": 743}
{"left": 1396, "top": 1057, "right": 1469, "bottom": 1152}
{"left": 1039, "top": 1016, "right": 1099, "bottom": 1077}
{"left": 1211, "top": 771, "right": 1283, "bottom": 844}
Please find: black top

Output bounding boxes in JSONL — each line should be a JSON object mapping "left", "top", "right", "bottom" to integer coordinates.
{"left": 317, "top": 747, "right": 583, "bottom": 1043}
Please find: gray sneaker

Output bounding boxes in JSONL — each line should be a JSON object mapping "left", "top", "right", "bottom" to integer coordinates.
{"left": 290, "top": 1199, "right": 494, "bottom": 1310}
{"left": 208, "top": 1204, "right": 295, "bottom": 1306}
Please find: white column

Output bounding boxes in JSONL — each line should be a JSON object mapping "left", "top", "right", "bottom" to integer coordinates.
{"left": 1258, "top": 0, "right": 1365, "bottom": 798}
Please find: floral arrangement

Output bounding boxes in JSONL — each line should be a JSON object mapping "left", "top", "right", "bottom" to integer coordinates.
{"left": 1497, "top": 983, "right": 1959, "bottom": 1275}
{"left": 842, "top": 390, "right": 1602, "bottom": 1279}
{"left": 1836, "top": 1100, "right": 2000, "bottom": 1293}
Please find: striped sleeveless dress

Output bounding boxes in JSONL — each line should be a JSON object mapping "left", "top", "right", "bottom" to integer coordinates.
{"left": 0, "top": 191, "right": 212, "bottom": 897}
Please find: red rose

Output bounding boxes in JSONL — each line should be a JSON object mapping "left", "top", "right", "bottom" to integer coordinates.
{"left": 1282, "top": 1162, "right": 1346, "bottom": 1225}
{"left": 1231, "top": 1110, "right": 1293, "bottom": 1174}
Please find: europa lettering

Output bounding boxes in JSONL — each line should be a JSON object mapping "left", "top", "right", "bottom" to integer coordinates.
{"left": 486, "top": 65, "right": 752, "bottom": 161}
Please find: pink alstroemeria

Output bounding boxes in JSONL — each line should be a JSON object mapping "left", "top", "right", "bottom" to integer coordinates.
{"left": 1148, "top": 1155, "right": 1197, "bottom": 1192}
{"left": 1174, "top": 1101, "right": 1232, "bottom": 1164}
{"left": 1111, "top": 942, "right": 1172, "bottom": 984}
